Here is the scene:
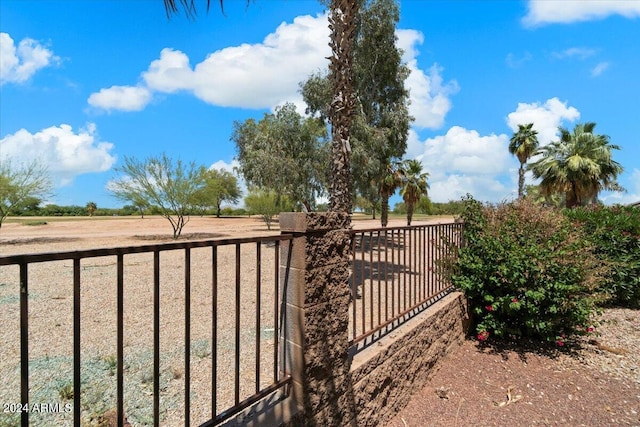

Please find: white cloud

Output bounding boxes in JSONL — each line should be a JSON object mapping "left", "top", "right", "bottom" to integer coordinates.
{"left": 397, "top": 29, "right": 459, "bottom": 129}
{"left": 591, "top": 62, "right": 610, "bottom": 77}
{"left": 0, "top": 123, "right": 116, "bottom": 186}
{"left": 601, "top": 168, "right": 640, "bottom": 206}
{"left": 552, "top": 47, "right": 597, "bottom": 60}
{"left": 506, "top": 52, "right": 533, "bottom": 68}
{"left": 523, "top": 0, "right": 640, "bottom": 26}
{"left": 0, "top": 32, "right": 59, "bottom": 85}
{"left": 506, "top": 97, "right": 580, "bottom": 146}
{"left": 89, "top": 15, "right": 458, "bottom": 127}
{"left": 140, "top": 13, "right": 331, "bottom": 110}
{"left": 428, "top": 174, "right": 512, "bottom": 204}
{"left": 87, "top": 85, "right": 152, "bottom": 112}
{"left": 409, "top": 126, "right": 512, "bottom": 202}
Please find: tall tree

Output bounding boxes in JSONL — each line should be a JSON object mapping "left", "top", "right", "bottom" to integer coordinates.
{"left": 192, "top": 167, "right": 242, "bottom": 217}
{"left": 86, "top": 201, "right": 97, "bottom": 217}
{"left": 232, "top": 103, "right": 329, "bottom": 211}
{"left": 108, "top": 153, "right": 205, "bottom": 238}
{"left": 529, "top": 122, "right": 624, "bottom": 208}
{"left": 400, "top": 159, "right": 429, "bottom": 226}
{"left": 0, "top": 159, "right": 52, "bottom": 229}
{"left": 509, "top": 123, "right": 539, "bottom": 199}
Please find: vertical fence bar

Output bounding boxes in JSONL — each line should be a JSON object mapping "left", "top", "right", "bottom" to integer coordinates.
{"left": 184, "top": 248, "right": 191, "bottom": 427}
{"left": 402, "top": 229, "right": 407, "bottom": 312}
{"left": 273, "top": 242, "right": 279, "bottom": 382}
{"left": 281, "top": 238, "right": 292, "bottom": 378}
{"left": 426, "top": 226, "right": 431, "bottom": 297}
{"left": 117, "top": 254, "right": 124, "bottom": 427}
{"left": 255, "top": 242, "right": 261, "bottom": 394}
{"left": 153, "top": 251, "right": 160, "bottom": 427}
{"left": 391, "top": 230, "right": 396, "bottom": 318}
{"left": 211, "top": 246, "right": 218, "bottom": 419}
{"left": 411, "top": 228, "right": 416, "bottom": 307}
{"left": 235, "top": 244, "right": 241, "bottom": 405}
{"left": 351, "top": 235, "right": 357, "bottom": 342}
{"left": 368, "top": 233, "right": 374, "bottom": 331}
{"left": 73, "top": 258, "right": 81, "bottom": 427}
{"left": 20, "top": 263, "right": 28, "bottom": 427}
{"left": 384, "top": 230, "right": 389, "bottom": 322}
{"left": 420, "top": 226, "right": 425, "bottom": 302}
{"left": 360, "top": 233, "right": 366, "bottom": 338}
{"left": 376, "top": 231, "right": 381, "bottom": 328}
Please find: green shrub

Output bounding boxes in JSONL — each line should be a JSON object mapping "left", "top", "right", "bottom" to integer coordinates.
{"left": 453, "top": 197, "right": 607, "bottom": 344}
{"left": 564, "top": 205, "right": 640, "bottom": 307}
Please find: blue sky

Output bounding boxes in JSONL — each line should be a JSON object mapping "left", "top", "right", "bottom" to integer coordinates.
{"left": 1, "top": 0, "right": 639, "bottom": 209}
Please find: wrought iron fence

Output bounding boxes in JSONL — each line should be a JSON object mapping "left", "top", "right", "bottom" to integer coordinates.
{"left": 349, "top": 222, "right": 463, "bottom": 347}
{"left": 0, "top": 235, "right": 293, "bottom": 427}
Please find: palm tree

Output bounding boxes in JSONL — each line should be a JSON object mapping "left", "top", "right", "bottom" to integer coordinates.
{"left": 529, "top": 122, "right": 624, "bottom": 208}
{"left": 509, "top": 123, "right": 539, "bottom": 199}
{"left": 379, "top": 161, "right": 404, "bottom": 227}
{"left": 400, "top": 159, "right": 429, "bottom": 226}
{"left": 165, "top": 0, "right": 359, "bottom": 215}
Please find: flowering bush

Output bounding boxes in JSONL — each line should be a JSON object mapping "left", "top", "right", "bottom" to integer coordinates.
{"left": 452, "top": 197, "right": 607, "bottom": 343}
{"left": 564, "top": 205, "right": 640, "bottom": 307}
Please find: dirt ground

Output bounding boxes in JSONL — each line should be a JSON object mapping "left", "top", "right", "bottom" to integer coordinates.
{"left": 0, "top": 214, "right": 452, "bottom": 427}
{"left": 0, "top": 214, "right": 444, "bottom": 255}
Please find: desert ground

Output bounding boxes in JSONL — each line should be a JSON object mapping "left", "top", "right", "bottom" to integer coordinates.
{"left": 0, "top": 214, "right": 451, "bottom": 427}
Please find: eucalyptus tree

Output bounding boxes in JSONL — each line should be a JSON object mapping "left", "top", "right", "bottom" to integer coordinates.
{"left": 108, "top": 153, "right": 205, "bottom": 238}
{"left": 529, "top": 122, "right": 624, "bottom": 208}
{"left": 165, "top": 0, "right": 360, "bottom": 215}
{"left": 400, "top": 159, "right": 429, "bottom": 226}
{"left": 0, "top": 159, "right": 52, "bottom": 229}
{"left": 509, "top": 123, "right": 539, "bottom": 199}
{"left": 232, "top": 103, "right": 329, "bottom": 211}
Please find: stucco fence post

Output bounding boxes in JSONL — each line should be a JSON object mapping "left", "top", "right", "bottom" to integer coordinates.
{"left": 279, "top": 212, "right": 356, "bottom": 426}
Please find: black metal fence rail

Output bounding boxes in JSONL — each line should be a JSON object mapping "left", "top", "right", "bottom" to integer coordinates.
{"left": 0, "top": 235, "right": 293, "bottom": 427}
{"left": 349, "top": 222, "right": 463, "bottom": 347}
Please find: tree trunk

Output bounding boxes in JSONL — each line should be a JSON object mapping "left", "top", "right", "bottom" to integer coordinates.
{"left": 328, "top": 0, "right": 358, "bottom": 216}
{"left": 518, "top": 164, "right": 525, "bottom": 199}
{"left": 566, "top": 182, "right": 579, "bottom": 209}
{"left": 381, "top": 193, "right": 390, "bottom": 227}
{"left": 406, "top": 202, "right": 414, "bottom": 226}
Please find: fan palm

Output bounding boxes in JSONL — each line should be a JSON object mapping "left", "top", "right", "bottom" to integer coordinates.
{"left": 379, "top": 161, "right": 404, "bottom": 227}
{"left": 164, "top": 0, "right": 359, "bottom": 215}
{"left": 509, "top": 123, "right": 539, "bottom": 199}
{"left": 400, "top": 159, "right": 429, "bottom": 225}
{"left": 529, "top": 122, "right": 624, "bottom": 208}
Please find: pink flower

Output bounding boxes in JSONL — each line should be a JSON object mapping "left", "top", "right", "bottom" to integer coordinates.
{"left": 556, "top": 340, "right": 565, "bottom": 347}
{"left": 485, "top": 305, "right": 494, "bottom": 312}
{"left": 511, "top": 298, "right": 518, "bottom": 303}
{"left": 587, "top": 326, "right": 595, "bottom": 333}
{"left": 477, "top": 331, "right": 489, "bottom": 341}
